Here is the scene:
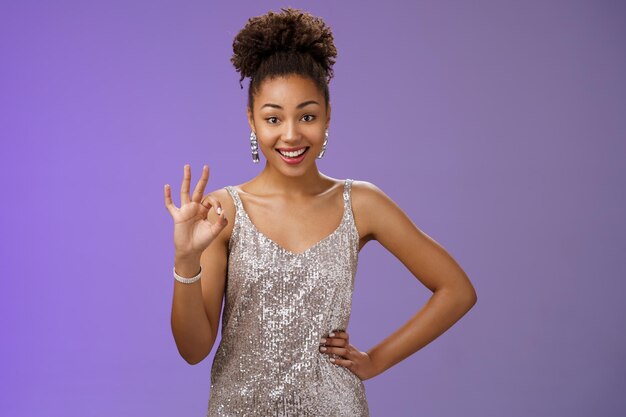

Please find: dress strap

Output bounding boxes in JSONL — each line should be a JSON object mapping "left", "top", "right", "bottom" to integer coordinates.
{"left": 343, "top": 179, "right": 354, "bottom": 211}
{"left": 224, "top": 186, "right": 244, "bottom": 218}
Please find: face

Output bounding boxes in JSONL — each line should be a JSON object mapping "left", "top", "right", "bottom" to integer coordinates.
{"left": 247, "top": 74, "right": 331, "bottom": 174}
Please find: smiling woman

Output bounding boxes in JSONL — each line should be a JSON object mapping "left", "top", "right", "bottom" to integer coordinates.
{"left": 164, "top": 6, "right": 477, "bottom": 417}
{"left": 251, "top": 74, "right": 329, "bottom": 170}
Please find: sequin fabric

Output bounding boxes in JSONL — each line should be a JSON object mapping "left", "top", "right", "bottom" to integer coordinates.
{"left": 207, "top": 179, "right": 370, "bottom": 416}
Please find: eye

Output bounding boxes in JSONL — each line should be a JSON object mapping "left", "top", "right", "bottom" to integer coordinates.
{"left": 266, "top": 117, "right": 278, "bottom": 124}
{"left": 302, "top": 114, "right": 316, "bottom": 122}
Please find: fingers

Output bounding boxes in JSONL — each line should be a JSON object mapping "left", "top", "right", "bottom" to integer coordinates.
{"left": 321, "top": 330, "right": 349, "bottom": 347}
{"left": 164, "top": 183, "right": 177, "bottom": 215}
{"left": 166, "top": 163, "right": 211, "bottom": 215}
{"left": 328, "top": 357, "right": 354, "bottom": 368}
{"left": 201, "top": 194, "right": 226, "bottom": 225}
{"left": 319, "top": 329, "right": 350, "bottom": 358}
{"left": 180, "top": 164, "right": 192, "bottom": 205}
{"left": 320, "top": 344, "right": 349, "bottom": 357}
{"left": 191, "top": 165, "right": 210, "bottom": 203}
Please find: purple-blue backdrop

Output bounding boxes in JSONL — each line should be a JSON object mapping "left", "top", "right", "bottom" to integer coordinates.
{"left": 1, "top": 1, "right": 625, "bottom": 416}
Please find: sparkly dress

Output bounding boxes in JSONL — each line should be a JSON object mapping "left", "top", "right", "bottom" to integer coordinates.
{"left": 207, "top": 179, "right": 370, "bottom": 416}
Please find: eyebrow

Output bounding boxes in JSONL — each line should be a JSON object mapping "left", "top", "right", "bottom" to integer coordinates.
{"left": 260, "top": 100, "right": 320, "bottom": 110}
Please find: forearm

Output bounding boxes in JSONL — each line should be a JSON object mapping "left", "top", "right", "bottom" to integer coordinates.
{"left": 171, "top": 253, "right": 213, "bottom": 365}
{"left": 367, "top": 286, "right": 476, "bottom": 377}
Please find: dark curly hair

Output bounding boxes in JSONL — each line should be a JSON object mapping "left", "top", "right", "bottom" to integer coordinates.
{"left": 230, "top": 7, "right": 338, "bottom": 114}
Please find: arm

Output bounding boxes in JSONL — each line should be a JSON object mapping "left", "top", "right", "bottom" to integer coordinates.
{"left": 355, "top": 181, "right": 478, "bottom": 378}
{"left": 170, "top": 189, "right": 230, "bottom": 365}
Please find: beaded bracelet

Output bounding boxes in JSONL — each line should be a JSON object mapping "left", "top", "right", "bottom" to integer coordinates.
{"left": 173, "top": 266, "right": 202, "bottom": 284}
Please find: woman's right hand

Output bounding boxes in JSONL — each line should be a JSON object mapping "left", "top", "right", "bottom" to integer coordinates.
{"left": 164, "top": 164, "right": 227, "bottom": 258}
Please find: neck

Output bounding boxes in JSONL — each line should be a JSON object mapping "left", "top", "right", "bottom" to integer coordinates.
{"left": 251, "top": 160, "right": 329, "bottom": 196}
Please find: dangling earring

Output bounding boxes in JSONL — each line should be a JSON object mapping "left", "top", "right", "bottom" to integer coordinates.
{"left": 317, "top": 129, "right": 329, "bottom": 159}
{"left": 250, "top": 131, "right": 260, "bottom": 164}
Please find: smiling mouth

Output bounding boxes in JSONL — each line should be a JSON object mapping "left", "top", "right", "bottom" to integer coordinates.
{"left": 276, "top": 147, "right": 310, "bottom": 158}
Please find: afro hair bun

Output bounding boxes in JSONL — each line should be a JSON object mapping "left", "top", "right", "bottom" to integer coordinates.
{"left": 231, "top": 7, "right": 337, "bottom": 87}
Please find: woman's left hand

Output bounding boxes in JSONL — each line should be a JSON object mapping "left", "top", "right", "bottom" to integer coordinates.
{"left": 319, "top": 330, "right": 378, "bottom": 381}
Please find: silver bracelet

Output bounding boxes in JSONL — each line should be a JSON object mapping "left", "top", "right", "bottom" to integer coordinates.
{"left": 173, "top": 265, "right": 202, "bottom": 284}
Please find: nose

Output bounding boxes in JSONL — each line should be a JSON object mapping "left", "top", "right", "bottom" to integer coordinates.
{"left": 282, "top": 119, "right": 301, "bottom": 143}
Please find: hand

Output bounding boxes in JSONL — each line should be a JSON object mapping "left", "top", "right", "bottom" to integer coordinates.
{"left": 319, "top": 330, "right": 378, "bottom": 381}
{"left": 164, "top": 164, "right": 227, "bottom": 257}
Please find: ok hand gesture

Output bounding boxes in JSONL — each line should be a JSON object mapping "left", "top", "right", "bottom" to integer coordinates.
{"left": 164, "top": 164, "right": 227, "bottom": 258}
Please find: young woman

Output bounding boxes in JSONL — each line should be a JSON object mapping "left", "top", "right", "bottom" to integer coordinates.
{"left": 164, "top": 7, "right": 477, "bottom": 416}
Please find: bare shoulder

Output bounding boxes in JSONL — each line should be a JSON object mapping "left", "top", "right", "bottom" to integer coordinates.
{"left": 350, "top": 179, "right": 405, "bottom": 243}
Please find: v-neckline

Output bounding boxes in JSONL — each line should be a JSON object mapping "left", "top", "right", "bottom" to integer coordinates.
{"left": 230, "top": 182, "right": 348, "bottom": 257}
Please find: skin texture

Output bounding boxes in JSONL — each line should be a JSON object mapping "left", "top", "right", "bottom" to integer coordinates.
{"left": 165, "top": 74, "right": 478, "bottom": 378}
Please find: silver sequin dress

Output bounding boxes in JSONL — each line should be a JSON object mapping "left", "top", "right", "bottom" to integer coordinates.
{"left": 207, "top": 179, "right": 370, "bottom": 416}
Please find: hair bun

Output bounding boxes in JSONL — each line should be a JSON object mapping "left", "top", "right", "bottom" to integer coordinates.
{"left": 231, "top": 7, "right": 337, "bottom": 86}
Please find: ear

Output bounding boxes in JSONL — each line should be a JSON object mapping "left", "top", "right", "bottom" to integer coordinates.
{"left": 326, "top": 101, "right": 331, "bottom": 127}
{"left": 247, "top": 107, "right": 255, "bottom": 133}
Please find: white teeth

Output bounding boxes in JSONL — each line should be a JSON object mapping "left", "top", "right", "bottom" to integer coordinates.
{"left": 278, "top": 148, "right": 307, "bottom": 157}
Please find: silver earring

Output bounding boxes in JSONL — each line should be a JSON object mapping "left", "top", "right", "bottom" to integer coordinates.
{"left": 250, "top": 131, "right": 260, "bottom": 163}
{"left": 317, "top": 129, "right": 329, "bottom": 159}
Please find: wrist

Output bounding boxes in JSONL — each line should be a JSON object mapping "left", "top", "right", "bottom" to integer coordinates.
{"left": 174, "top": 253, "right": 202, "bottom": 278}
{"left": 175, "top": 250, "right": 202, "bottom": 262}
{"left": 366, "top": 349, "right": 388, "bottom": 378}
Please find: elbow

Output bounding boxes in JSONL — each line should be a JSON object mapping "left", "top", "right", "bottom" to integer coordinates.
{"left": 177, "top": 339, "right": 215, "bottom": 366}
{"left": 184, "top": 355, "right": 205, "bottom": 366}
{"left": 458, "top": 274, "right": 478, "bottom": 307}
{"left": 181, "top": 346, "right": 211, "bottom": 365}
{"left": 465, "top": 287, "right": 478, "bottom": 309}
{"left": 468, "top": 292, "right": 478, "bottom": 308}
{"left": 446, "top": 283, "right": 477, "bottom": 310}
